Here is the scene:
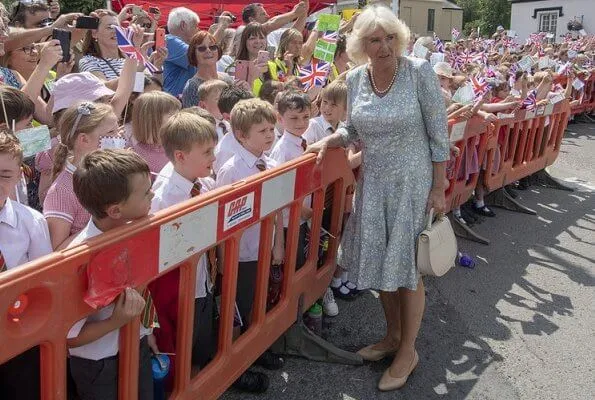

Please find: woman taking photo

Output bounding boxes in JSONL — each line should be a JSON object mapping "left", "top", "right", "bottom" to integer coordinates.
{"left": 307, "top": 4, "right": 449, "bottom": 392}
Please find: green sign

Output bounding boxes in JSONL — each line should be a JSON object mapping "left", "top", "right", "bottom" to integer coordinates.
{"left": 316, "top": 14, "right": 341, "bottom": 33}
{"left": 314, "top": 40, "right": 337, "bottom": 63}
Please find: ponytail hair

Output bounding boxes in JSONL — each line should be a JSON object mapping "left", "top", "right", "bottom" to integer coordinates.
{"left": 52, "top": 102, "right": 114, "bottom": 181}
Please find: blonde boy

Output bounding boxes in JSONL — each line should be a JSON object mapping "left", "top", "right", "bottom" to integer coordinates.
{"left": 304, "top": 80, "right": 347, "bottom": 144}
{"left": 198, "top": 80, "right": 230, "bottom": 141}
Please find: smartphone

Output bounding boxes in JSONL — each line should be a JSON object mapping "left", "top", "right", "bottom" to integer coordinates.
{"left": 148, "top": 6, "right": 160, "bottom": 14}
{"left": 52, "top": 29, "right": 71, "bottom": 63}
{"left": 257, "top": 50, "right": 270, "bottom": 65}
{"left": 154, "top": 28, "right": 165, "bottom": 50}
{"left": 235, "top": 60, "right": 250, "bottom": 82}
{"left": 75, "top": 16, "right": 99, "bottom": 30}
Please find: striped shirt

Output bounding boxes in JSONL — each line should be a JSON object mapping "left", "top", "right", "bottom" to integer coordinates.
{"left": 79, "top": 55, "right": 125, "bottom": 80}
{"left": 131, "top": 143, "right": 169, "bottom": 175}
{"left": 43, "top": 161, "right": 90, "bottom": 235}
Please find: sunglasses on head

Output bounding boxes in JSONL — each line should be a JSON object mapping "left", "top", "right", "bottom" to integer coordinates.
{"left": 196, "top": 45, "right": 219, "bottom": 53}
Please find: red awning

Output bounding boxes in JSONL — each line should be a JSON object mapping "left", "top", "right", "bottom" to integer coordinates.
{"left": 110, "top": 1, "right": 336, "bottom": 30}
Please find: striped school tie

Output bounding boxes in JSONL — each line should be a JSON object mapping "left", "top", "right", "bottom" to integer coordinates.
{"left": 0, "top": 250, "right": 7, "bottom": 273}
{"left": 140, "top": 287, "right": 159, "bottom": 329}
{"left": 190, "top": 181, "right": 202, "bottom": 197}
{"left": 301, "top": 138, "right": 307, "bottom": 151}
{"left": 190, "top": 181, "right": 218, "bottom": 285}
{"left": 218, "top": 122, "right": 228, "bottom": 135}
{"left": 255, "top": 160, "right": 267, "bottom": 172}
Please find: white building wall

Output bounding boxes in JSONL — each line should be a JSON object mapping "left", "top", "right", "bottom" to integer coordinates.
{"left": 510, "top": 0, "right": 593, "bottom": 43}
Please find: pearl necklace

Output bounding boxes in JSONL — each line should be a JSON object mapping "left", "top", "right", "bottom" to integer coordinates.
{"left": 369, "top": 62, "right": 399, "bottom": 95}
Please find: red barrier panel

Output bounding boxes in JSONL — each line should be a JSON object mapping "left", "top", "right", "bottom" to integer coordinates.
{"left": 0, "top": 149, "right": 354, "bottom": 400}
{"left": 483, "top": 100, "right": 571, "bottom": 192}
{"left": 444, "top": 116, "right": 492, "bottom": 212}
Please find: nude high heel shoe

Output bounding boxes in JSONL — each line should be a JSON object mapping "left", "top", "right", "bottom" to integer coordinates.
{"left": 356, "top": 343, "right": 399, "bottom": 362}
{"left": 377, "top": 350, "right": 419, "bottom": 391}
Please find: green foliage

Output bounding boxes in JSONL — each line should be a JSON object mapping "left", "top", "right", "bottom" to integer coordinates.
{"left": 59, "top": 0, "right": 106, "bottom": 15}
{"left": 454, "top": 0, "right": 511, "bottom": 36}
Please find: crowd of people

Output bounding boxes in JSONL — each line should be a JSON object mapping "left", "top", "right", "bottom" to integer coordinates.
{"left": 0, "top": 0, "right": 593, "bottom": 398}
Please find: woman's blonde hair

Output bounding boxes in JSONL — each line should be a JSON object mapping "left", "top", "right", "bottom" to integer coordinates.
{"left": 276, "top": 28, "right": 302, "bottom": 60}
{"left": 52, "top": 102, "right": 114, "bottom": 181}
{"left": 347, "top": 4, "right": 410, "bottom": 65}
{"left": 132, "top": 91, "right": 181, "bottom": 145}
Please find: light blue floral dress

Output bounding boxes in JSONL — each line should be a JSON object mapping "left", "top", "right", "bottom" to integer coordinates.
{"left": 337, "top": 57, "right": 450, "bottom": 291}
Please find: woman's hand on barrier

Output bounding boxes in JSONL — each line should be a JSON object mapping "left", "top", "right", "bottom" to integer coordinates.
{"left": 483, "top": 113, "right": 498, "bottom": 122}
{"left": 305, "top": 139, "right": 328, "bottom": 165}
{"left": 426, "top": 187, "right": 446, "bottom": 214}
{"left": 111, "top": 288, "right": 146, "bottom": 327}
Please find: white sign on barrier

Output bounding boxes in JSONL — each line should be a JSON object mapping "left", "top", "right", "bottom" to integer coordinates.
{"left": 524, "top": 109, "right": 536, "bottom": 120}
{"left": 544, "top": 103, "right": 555, "bottom": 116}
{"left": 497, "top": 112, "right": 515, "bottom": 119}
{"left": 223, "top": 192, "right": 255, "bottom": 231}
{"left": 158, "top": 203, "right": 218, "bottom": 272}
{"left": 550, "top": 94, "right": 565, "bottom": 104}
{"left": 450, "top": 121, "right": 467, "bottom": 143}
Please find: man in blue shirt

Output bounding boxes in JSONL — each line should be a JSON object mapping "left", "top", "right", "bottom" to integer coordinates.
{"left": 164, "top": 7, "right": 199, "bottom": 98}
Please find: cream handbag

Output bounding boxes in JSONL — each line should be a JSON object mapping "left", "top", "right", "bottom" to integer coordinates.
{"left": 416, "top": 209, "right": 457, "bottom": 277}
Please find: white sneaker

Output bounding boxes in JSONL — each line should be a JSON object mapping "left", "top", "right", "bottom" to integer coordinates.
{"left": 323, "top": 287, "right": 339, "bottom": 317}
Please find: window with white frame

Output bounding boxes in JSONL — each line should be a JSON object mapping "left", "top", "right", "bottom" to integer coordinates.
{"left": 539, "top": 12, "right": 558, "bottom": 35}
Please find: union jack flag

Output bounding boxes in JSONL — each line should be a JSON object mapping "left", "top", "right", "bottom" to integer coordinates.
{"left": 433, "top": 33, "right": 445, "bottom": 53}
{"left": 298, "top": 59, "right": 330, "bottom": 90}
{"left": 455, "top": 51, "right": 474, "bottom": 67}
{"left": 522, "top": 89, "right": 537, "bottom": 110}
{"left": 470, "top": 75, "right": 491, "bottom": 98}
{"left": 322, "top": 30, "right": 338, "bottom": 43}
{"left": 451, "top": 27, "right": 460, "bottom": 41}
{"left": 114, "top": 26, "right": 158, "bottom": 73}
{"left": 472, "top": 51, "right": 488, "bottom": 65}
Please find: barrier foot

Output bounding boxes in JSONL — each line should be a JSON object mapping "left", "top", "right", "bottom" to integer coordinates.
{"left": 530, "top": 169, "right": 574, "bottom": 192}
{"left": 450, "top": 214, "right": 490, "bottom": 245}
{"left": 485, "top": 188, "right": 537, "bottom": 215}
{"left": 271, "top": 320, "right": 364, "bottom": 365}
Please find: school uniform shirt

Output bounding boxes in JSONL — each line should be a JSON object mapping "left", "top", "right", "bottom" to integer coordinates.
{"left": 303, "top": 115, "right": 341, "bottom": 145}
{"left": 66, "top": 219, "right": 152, "bottom": 361}
{"left": 216, "top": 145, "right": 277, "bottom": 262}
{"left": 213, "top": 129, "right": 242, "bottom": 175}
{"left": 215, "top": 119, "right": 231, "bottom": 143}
{"left": 43, "top": 160, "right": 91, "bottom": 235}
{"left": 131, "top": 142, "right": 169, "bottom": 175}
{"left": 151, "top": 162, "right": 215, "bottom": 298}
{"left": 0, "top": 198, "right": 52, "bottom": 269}
{"left": 270, "top": 131, "right": 311, "bottom": 228}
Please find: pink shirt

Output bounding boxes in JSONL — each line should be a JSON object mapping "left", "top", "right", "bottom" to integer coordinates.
{"left": 43, "top": 161, "right": 90, "bottom": 234}
{"left": 132, "top": 142, "right": 169, "bottom": 174}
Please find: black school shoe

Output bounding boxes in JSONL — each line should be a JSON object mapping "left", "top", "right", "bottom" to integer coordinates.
{"left": 233, "top": 370, "right": 269, "bottom": 393}
{"left": 472, "top": 205, "right": 496, "bottom": 217}
{"left": 255, "top": 350, "right": 285, "bottom": 370}
{"left": 331, "top": 283, "right": 359, "bottom": 300}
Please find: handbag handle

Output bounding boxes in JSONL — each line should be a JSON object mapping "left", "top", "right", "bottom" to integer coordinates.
{"left": 426, "top": 208, "right": 434, "bottom": 230}
{"left": 426, "top": 208, "right": 446, "bottom": 230}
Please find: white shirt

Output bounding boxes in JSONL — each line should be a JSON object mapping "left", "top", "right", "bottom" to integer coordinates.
{"left": 216, "top": 145, "right": 277, "bottom": 262}
{"left": 67, "top": 219, "right": 152, "bottom": 361}
{"left": 151, "top": 163, "right": 215, "bottom": 298}
{"left": 303, "top": 116, "right": 340, "bottom": 145}
{"left": 215, "top": 119, "right": 231, "bottom": 143}
{"left": 0, "top": 198, "right": 52, "bottom": 269}
{"left": 214, "top": 129, "right": 242, "bottom": 174}
{"left": 270, "top": 131, "right": 311, "bottom": 227}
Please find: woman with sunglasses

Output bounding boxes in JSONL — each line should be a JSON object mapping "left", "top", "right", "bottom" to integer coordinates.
{"left": 181, "top": 30, "right": 232, "bottom": 108}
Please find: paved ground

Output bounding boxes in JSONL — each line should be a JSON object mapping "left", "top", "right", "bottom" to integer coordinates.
{"left": 222, "top": 122, "right": 595, "bottom": 400}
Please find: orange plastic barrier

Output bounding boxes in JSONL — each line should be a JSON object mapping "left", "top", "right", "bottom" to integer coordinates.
{"left": 571, "top": 73, "right": 595, "bottom": 115}
{"left": 483, "top": 100, "right": 571, "bottom": 192}
{"left": 0, "top": 149, "right": 355, "bottom": 400}
{"left": 444, "top": 116, "right": 492, "bottom": 212}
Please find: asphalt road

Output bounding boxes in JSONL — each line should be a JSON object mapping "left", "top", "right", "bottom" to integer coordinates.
{"left": 222, "top": 121, "right": 594, "bottom": 400}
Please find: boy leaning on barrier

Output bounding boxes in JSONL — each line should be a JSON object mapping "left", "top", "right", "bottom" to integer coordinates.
{"left": 68, "top": 149, "right": 157, "bottom": 400}
{"left": 0, "top": 130, "right": 52, "bottom": 399}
